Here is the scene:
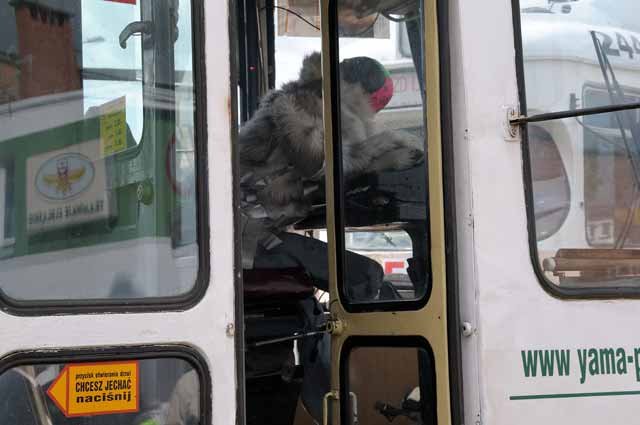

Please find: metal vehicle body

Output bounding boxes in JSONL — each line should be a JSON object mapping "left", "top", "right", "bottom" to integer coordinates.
{"left": 1, "top": 0, "right": 640, "bottom": 424}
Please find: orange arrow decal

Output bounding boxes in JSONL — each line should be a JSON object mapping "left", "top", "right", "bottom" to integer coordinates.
{"left": 46, "top": 361, "right": 139, "bottom": 417}
{"left": 47, "top": 365, "right": 70, "bottom": 415}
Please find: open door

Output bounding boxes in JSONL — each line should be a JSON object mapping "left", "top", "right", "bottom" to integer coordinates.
{"left": 320, "top": 0, "right": 452, "bottom": 424}
{"left": 235, "top": 0, "right": 454, "bottom": 423}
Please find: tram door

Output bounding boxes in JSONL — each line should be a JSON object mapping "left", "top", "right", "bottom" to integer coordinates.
{"left": 237, "top": 0, "right": 454, "bottom": 422}
{"left": 319, "top": 1, "right": 452, "bottom": 424}
{"left": 0, "top": 1, "right": 233, "bottom": 425}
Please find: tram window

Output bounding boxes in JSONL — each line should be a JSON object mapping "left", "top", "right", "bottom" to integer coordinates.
{"left": 335, "top": 0, "right": 429, "bottom": 307}
{"left": 0, "top": 0, "right": 202, "bottom": 305}
{"left": 524, "top": 113, "right": 640, "bottom": 290}
{"left": 0, "top": 357, "right": 202, "bottom": 425}
{"left": 518, "top": 0, "right": 640, "bottom": 115}
{"left": 341, "top": 342, "right": 436, "bottom": 425}
{"left": 516, "top": 0, "right": 640, "bottom": 294}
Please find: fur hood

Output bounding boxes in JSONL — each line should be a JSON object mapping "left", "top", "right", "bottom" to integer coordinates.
{"left": 298, "top": 52, "right": 322, "bottom": 83}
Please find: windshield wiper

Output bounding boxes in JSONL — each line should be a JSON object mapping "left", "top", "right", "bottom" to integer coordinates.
{"left": 591, "top": 30, "right": 640, "bottom": 248}
{"left": 590, "top": 30, "right": 640, "bottom": 188}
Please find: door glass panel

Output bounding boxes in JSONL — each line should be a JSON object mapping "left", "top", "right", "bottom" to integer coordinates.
{"left": 342, "top": 344, "right": 436, "bottom": 425}
{"left": 0, "top": 357, "right": 201, "bottom": 425}
{"left": 335, "top": 0, "right": 429, "bottom": 306}
{"left": 0, "top": 0, "right": 200, "bottom": 303}
{"left": 519, "top": 0, "right": 640, "bottom": 115}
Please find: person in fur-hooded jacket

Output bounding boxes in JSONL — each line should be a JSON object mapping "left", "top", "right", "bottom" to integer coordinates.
{"left": 239, "top": 52, "right": 423, "bottom": 269}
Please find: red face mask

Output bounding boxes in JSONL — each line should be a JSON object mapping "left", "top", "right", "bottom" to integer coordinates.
{"left": 370, "top": 74, "right": 394, "bottom": 112}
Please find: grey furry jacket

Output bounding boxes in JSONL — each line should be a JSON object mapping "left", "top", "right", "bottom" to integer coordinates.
{"left": 238, "top": 52, "right": 422, "bottom": 266}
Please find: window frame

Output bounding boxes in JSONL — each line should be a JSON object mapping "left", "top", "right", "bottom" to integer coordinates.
{"left": 0, "top": 344, "right": 211, "bottom": 425}
{"left": 0, "top": 0, "right": 210, "bottom": 315}
{"left": 512, "top": 0, "right": 640, "bottom": 298}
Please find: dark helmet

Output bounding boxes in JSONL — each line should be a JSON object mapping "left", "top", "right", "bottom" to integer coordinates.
{"left": 340, "top": 56, "right": 394, "bottom": 112}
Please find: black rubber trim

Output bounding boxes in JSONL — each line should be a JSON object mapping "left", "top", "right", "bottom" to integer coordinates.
{"left": 512, "top": 0, "right": 640, "bottom": 299}
{"left": 437, "top": 1, "right": 463, "bottom": 423}
{"left": 0, "top": 0, "right": 211, "bottom": 315}
{"left": 237, "top": 0, "right": 248, "bottom": 123}
{"left": 327, "top": 0, "right": 348, "bottom": 313}
{"left": 0, "top": 344, "right": 212, "bottom": 425}
{"left": 512, "top": 0, "right": 528, "bottom": 118}
{"left": 265, "top": 0, "right": 276, "bottom": 89}
{"left": 228, "top": 0, "right": 247, "bottom": 424}
{"left": 339, "top": 336, "right": 437, "bottom": 425}
{"left": 240, "top": 0, "right": 260, "bottom": 120}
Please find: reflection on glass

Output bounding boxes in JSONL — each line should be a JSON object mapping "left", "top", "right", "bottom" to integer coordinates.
{"left": 344, "top": 345, "right": 434, "bottom": 425}
{"left": 345, "top": 230, "right": 412, "bottom": 251}
{"left": 0, "top": 357, "right": 200, "bottom": 425}
{"left": 529, "top": 111, "right": 640, "bottom": 288}
{"left": 528, "top": 125, "right": 571, "bottom": 241}
{"left": 336, "top": 0, "right": 429, "bottom": 305}
{"left": 82, "top": 2, "right": 144, "bottom": 142}
{"left": 520, "top": 0, "right": 640, "bottom": 115}
{"left": 0, "top": 1, "right": 199, "bottom": 301}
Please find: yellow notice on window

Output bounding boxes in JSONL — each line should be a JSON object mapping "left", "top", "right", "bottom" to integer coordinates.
{"left": 47, "top": 360, "right": 139, "bottom": 417}
{"left": 100, "top": 96, "right": 127, "bottom": 156}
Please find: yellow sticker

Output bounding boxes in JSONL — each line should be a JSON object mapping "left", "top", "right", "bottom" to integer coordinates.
{"left": 47, "top": 361, "right": 139, "bottom": 417}
{"left": 99, "top": 96, "right": 127, "bottom": 156}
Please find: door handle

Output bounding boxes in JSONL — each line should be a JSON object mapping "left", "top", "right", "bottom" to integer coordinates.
{"left": 322, "top": 390, "right": 339, "bottom": 425}
{"left": 349, "top": 392, "right": 359, "bottom": 425}
{"left": 119, "top": 21, "right": 153, "bottom": 49}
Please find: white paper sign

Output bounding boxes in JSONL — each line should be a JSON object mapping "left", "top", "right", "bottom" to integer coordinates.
{"left": 26, "top": 140, "right": 111, "bottom": 233}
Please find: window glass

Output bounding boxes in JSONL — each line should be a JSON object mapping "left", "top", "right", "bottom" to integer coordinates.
{"left": 172, "top": 0, "right": 197, "bottom": 248}
{"left": 335, "top": 0, "right": 429, "bottom": 306}
{"left": 344, "top": 230, "right": 416, "bottom": 299}
{"left": 518, "top": 0, "right": 640, "bottom": 292}
{"left": 0, "top": 357, "right": 201, "bottom": 425}
{"left": 342, "top": 344, "right": 435, "bottom": 425}
{"left": 345, "top": 230, "right": 412, "bottom": 251}
{"left": 528, "top": 112, "right": 640, "bottom": 288}
{"left": 520, "top": 0, "right": 640, "bottom": 115}
{"left": 0, "top": 0, "right": 199, "bottom": 303}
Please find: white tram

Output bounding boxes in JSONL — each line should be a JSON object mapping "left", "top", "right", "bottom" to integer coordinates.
{"left": 1, "top": 0, "right": 640, "bottom": 425}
